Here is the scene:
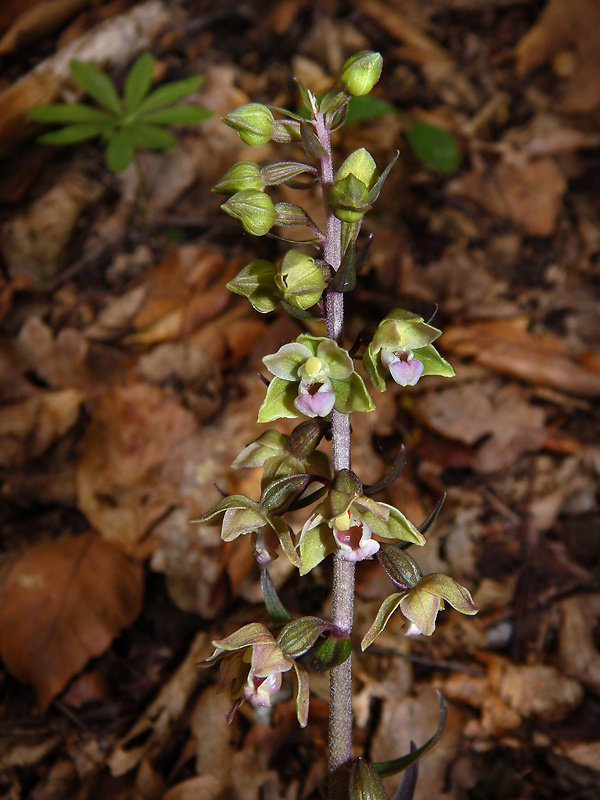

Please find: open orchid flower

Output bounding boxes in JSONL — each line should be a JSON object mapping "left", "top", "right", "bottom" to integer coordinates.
{"left": 258, "top": 334, "right": 374, "bottom": 423}
{"left": 363, "top": 309, "right": 454, "bottom": 390}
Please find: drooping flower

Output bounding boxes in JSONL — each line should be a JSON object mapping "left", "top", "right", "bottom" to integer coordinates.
{"left": 363, "top": 309, "right": 454, "bottom": 391}
{"left": 258, "top": 334, "right": 374, "bottom": 423}
{"left": 361, "top": 547, "right": 478, "bottom": 649}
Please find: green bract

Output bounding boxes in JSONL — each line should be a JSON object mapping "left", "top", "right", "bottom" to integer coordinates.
{"left": 363, "top": 308, "right": 455, "bottom": 390}
{"left": 28, "top": 53, "right": 211, "bottom": 173}
{"left": 222, "top": 102, "right": 274, "bottom": 146}
{"left": 258, "top": 335, "right": 374, "bottom": 423}
{"left": 340, "top": 51, "right": 383, "bottom": 97}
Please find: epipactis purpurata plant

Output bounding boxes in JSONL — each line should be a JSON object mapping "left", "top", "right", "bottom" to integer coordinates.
{"left": 196, "top": 51, "right": 477, "bottom": 800}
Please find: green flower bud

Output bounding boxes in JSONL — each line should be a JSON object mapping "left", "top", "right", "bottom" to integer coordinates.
{"left": 221, "top": 189, "right": 277, "bottom": 236}
{"left": 223, "top": 103, "right": 274, "bottom": 147}
{"left": 328, "top": 173, "right": 372, "bottom": 223}
{"left": 213, "top": 161, "right": 264, "bottom": 194}
{"left": 275, "top": 250, "right": 327, "bottom": 310}
{"left": 341, "top": 51, "right": 383, "bottom": 97}
{"left": 226, "top": 259, "right": 278, "bottom": 313}
{"left": 336, "top": 148, "right": 378, "bottom": 190}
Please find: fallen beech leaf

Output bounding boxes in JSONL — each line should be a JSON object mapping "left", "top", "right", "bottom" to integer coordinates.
{"left": 449, "top": 158, "right": 566, "bottom": 236}
{"left": 0, "top": 532, "right": 143, "bottom": 710}
{"left": 77, "top": 383, "right": 197, "bottom": 555}
{"left": 516, "top": 0, "right": 600, "bottom": 112}
{"left": 0, "top": 388, "right": 83, "bottom": 468}
{"left": 443, "top": 318, "right": 600, "bottom": 397}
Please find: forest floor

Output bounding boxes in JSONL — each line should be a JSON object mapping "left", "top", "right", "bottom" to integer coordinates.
{"left": 0, "top": 1, "right": 599, "bottom": 799}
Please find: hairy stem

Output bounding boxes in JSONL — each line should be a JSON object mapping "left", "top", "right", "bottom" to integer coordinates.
{"left": 316, "top": 110, "right": 354, "bottom": 799}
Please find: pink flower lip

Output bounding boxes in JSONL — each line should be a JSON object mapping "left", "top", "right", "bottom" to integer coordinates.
{"left": 243, "top": 672, "right": 283, "bottom": 707}
{"left": 333, "top": 521, "right": 380, "bottom": 562}
{"left": 294, "top": 386, "right": 335, "bottom": 417}
{"left": 389, "top": 357, "right": 424, "bottom": 387}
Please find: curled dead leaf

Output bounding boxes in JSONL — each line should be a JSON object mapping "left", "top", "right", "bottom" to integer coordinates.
{"left": 0, "top": 532, "right": 143, "bottom": 710}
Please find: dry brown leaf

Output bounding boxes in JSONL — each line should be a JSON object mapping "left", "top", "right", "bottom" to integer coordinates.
{"left": 0, "top": 388, "right": 83, "bottom": 468}
{"left": 0, "top": 532, "right": 143, "bottom": 710}
{"left": 449, "top": 158, "right": 566, "bottom": 236}
{"left": 76, "top": 383, "right": 197, "bottom": 556}
{"left": 443, "top": 318, "right": 600, "bottom": 397}
{"left": 516, "top": 0, "right": 600, "bottom": 112}
{"left": 0, "top": 171, "right": 103, "bottom": 287}
{"left": 162, "top": 776, "right": 221, "bottom": 800}
{"left": 414, "top": 383, "right": 547, "bottom": 474}
{"left": 558, "top": 594, "right": 600, "bottom": 696}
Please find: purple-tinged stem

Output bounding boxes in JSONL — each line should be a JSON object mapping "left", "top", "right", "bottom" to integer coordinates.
{"left": 315, "top": 110, "right": 355, "bottom": 800}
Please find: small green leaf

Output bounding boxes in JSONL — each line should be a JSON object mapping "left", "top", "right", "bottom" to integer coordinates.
{"left": 124, "top": 52, "right": 155, "bottom": 112}
{"left": 36, "top": 122, "right": 112, "bottom": 144}
{"left": 135, "top": 105, "right": 212, "bottom": 125}
{"left": 29, "top": 103, "right": 115, "bottom": 124}
{"left": 128, "top": 123, "right": 176, "bottom": 150}
{"left": 105, "top": 129, "right": 136, "bottom": 172}
{"left": 69, "top": 60, "right": 122, "bottom": 114}
{"left": 136, "top": 76, "right": 204, "bottom": 114}
{"left": 345, "top": 95, "right": 398, "bottom": 124}
{"left": 407, "top": 119, "right": 460, "bottom": 173}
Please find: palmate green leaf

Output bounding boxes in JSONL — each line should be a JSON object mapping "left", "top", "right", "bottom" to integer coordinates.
{"left": 105, "top": 129, "right": 136, "bottom": 173}
{"left": 37, "top": 122, "right": 114, "bottom": 144}
{"left": 135, "top": 75, "right": 204, "bottom": 114}
{"left": 124, "top": 52, "right": 155, "bottom": 112}
{"left": 69, "top": 60, "right": 122, "bottom": 115}
{"left": 135, "top": 105, "right": 213, "bottom": 125}
{"left": 28, "top": 103, "right": 115, "bottom": 124}
{"left": 407, "top": 119, "right": 461, "bottom": 173}
{"left": 127, "top": 123, "right": 176, "bottom": 150}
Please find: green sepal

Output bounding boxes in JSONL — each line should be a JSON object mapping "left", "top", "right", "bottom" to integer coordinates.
{"left": 360, "top": 505, "right": 425, "bottom": 545}
{"left": 271, "top": 514, "right": 301, "bottom": 567}
{"left": 277, "top": 616, "right": 331, "bottom": 658}
{"left": 361, "top": 592, "right": 405, "bottom": 650}
{"left": 226, "top": 259, "right": 278, "bottom": 313}
{"left": 374, "top": 692, "right": 447, "bottom": 777}
{"left": 231, "top": 429, "right": 287, "bottom": 469}
{"left": 413, "top": 344, "right": 455, "bottom": 377}
{"left": 363, "top": 342, "right": 387, "bottom": 391}
{"left": 257, "top": 377, "right": 300, "bottom": 423}
{"left": 292, "top": 663, "right": 310, "bottom": 727}
{"left": 261, "top": 569, "right": 293, "bottom": 625}
{"left": 191, "top": 493, "right": 262, "bottom": 525}
{"left": 330, "top": 372, "right": 374, "bottom": 414}
{"left": 299, "top": 521, "right": 336, "bottom": 575}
